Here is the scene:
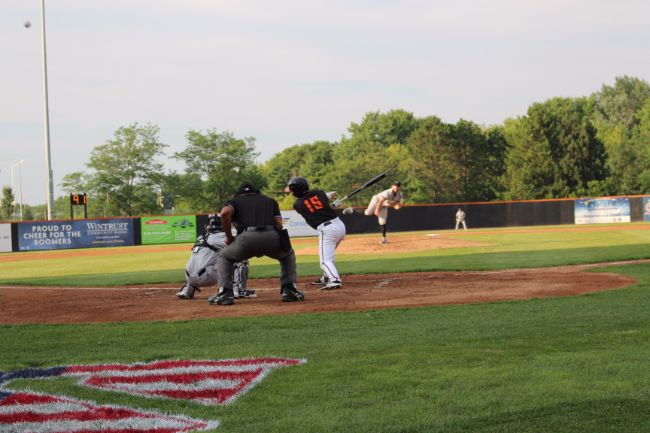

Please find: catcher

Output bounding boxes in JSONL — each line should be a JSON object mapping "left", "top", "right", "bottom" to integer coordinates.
{"left": 176, "top": 214, "right": 254, "bottom": 299}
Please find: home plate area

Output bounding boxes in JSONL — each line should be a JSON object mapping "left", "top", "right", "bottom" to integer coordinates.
{"left": 0, "top": 357, "right": 306, "bottom": 432}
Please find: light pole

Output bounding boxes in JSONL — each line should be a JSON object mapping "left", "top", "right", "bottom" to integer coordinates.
{"left": 10, "top": 160, "right": 25, "bottom": 221}
{"left": 40, "top": 0, "right": 55, "bottom": 220}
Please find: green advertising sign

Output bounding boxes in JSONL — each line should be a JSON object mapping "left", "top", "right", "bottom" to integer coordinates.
{"left": 141, "top": 215, "right": 197, "bottom": 245}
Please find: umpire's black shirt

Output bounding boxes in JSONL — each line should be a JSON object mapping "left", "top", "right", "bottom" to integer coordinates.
{"left": 225, "top": 193, "right": 281, "bottom": 232}
{"left": 293, "top": 189, "right": 337, "bottom": 229}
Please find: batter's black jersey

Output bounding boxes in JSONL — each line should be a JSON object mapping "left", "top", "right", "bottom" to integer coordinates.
{"left": 293, "top": 190, "right": 337, "bottom": 229}
{"left": 225, "top": 193, "right": 281, "bottom": 232}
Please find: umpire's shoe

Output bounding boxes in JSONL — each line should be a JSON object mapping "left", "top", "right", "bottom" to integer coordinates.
{"left": 208, "top": 287, "right": 235, "bottom": 306}
{"left": 281, "top": 283, "right": 305, "bottom": 302}
{"left": 176, "top": 284, "right": 200, "bottom": 299}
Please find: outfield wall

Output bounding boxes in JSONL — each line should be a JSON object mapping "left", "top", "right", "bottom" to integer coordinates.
{"left": 339, "top": 196, "right": 647, "bottom": 235}
{"left": 2, "top": 195, "right": 649, "bottom": 251}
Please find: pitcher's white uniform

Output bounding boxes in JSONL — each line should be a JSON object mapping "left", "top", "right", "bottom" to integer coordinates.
{"left": 365, "top": 187, "right": 403, "bottom": 225}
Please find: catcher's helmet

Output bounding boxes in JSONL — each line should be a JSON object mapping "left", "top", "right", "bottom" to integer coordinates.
{"left": 288, "top": 177, "right": 309, "bottom": 197}
{"left": 206, "top": 213, "right": 222, "bottom": 233}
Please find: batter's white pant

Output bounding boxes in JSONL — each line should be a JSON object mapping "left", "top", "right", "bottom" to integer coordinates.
{"left": 364, "top": 195, "right": 389, "bottom": 225}
{"left": 317, "top": 217, "right": 346, "bottom": 283}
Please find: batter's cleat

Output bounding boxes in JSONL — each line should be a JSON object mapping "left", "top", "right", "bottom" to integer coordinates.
{"left": 208, "top": 287, "right": 235, "bottom": 306}
{"left": 320, "top": 280, "right": 342, "bottom": 290}
{"left": 379, "top": 237, "right": 388, "bottom": 244}
{"left": 311, "top": 276, "right": 329, "bottom": 286}
{"left": 342, "top": 207, "right": 354, "bottom": 215}
{"left": 281, "top": 284, "right": 305, "bottom": 302}
{"left": 176, "top": 284, "right": 200, "bottom": 299}
{"left": 236, "top": 288, "right": 257, "bottom": 299}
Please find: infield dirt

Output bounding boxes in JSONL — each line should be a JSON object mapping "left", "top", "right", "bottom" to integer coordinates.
{"left": 0, "top": 231, "right": 638, "bottom": 324}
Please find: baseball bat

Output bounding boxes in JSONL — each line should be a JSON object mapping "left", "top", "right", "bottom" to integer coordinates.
{"left": 334, "top": 172, "right": 387, "bottom": 206}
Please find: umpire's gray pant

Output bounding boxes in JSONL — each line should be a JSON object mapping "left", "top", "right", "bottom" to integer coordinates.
{"left": 216, "top": 230, "right": 296, "bottom": 290}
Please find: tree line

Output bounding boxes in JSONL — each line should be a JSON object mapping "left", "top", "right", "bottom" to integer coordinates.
{"left": 2, "top": 76, "right": 649, "bottom": 220}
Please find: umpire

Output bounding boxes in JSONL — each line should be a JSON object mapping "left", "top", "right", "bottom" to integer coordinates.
{"left": 208, "top": 182, "right": 304, "bottom": 306}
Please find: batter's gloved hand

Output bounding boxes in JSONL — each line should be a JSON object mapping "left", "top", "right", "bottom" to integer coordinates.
{"left": 333, "top": 199, "right": 343, "bottom": 207}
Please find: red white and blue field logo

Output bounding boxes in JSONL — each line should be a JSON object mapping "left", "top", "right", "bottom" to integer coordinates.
{"left": 0, "top": 357, "right": 306, "bottom": 432}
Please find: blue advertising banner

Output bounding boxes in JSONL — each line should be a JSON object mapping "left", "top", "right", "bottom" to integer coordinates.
{"left": 574, "top": 197, "right": 630, "bottom": 224}
{"left": 17, "top": 219, "right": 135, "bottom": 251}
{"left": 644, "top": 197, "right": 650, "bottom": 222}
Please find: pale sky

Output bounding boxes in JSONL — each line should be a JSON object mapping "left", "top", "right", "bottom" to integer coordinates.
{"left": 2, "top": 0, "right": 649, "bottom": 205}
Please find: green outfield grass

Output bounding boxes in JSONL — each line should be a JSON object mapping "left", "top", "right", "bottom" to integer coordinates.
{"left": 1, "top": 223, "right": 650, "bottom": 432}
{"left": 1, "top": 264, "right": 649, "bottom": 432}
{"left": 1, "top": 223, "right": 650, "bottom": 286}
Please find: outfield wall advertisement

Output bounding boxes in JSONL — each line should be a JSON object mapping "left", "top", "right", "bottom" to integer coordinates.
{"left": 141, "top": 215, "right": 197, "bottom": 245}
{"left": 574, "top": 197, "right": 630, "bottom": 224}
{"left": 0, "top": 223, "right": 12, "bottom": 253}
{"left": 280, "top": 210, "right": 318, "bottom": 237}
{"left": 17, "top": 219, "right": 135, "bottom": 251}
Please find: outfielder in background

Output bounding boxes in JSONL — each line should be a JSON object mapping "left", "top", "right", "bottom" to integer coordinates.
{"left": 287, "top": 177, "right": 346, "bottom": 290}
{"left": 455, "top": 207, "right": 468, "bottom": 230}
{"left": 350, "top": 180, "right": 403, "bottom": 244}
{"left": 176, "top": 214, "right": 255, "bottom": 300}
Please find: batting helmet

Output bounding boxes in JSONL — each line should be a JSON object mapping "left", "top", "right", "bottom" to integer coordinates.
{"left": 288, "top": 177, "right": 309, "bottom": 197}
{"left": 206, "top": 213, "right": 223, "bottom": 233}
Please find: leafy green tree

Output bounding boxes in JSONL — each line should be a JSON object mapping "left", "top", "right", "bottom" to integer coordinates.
{"left": 174, "top": 129, "right": 264, "bottom": 211}
{"left": 452, "top": 119, "right": 496, "bottom": 201}
{"left": 403, "top": 116, "right": 455, "bottom": 203}
{"left": 483, "top": 125, "right": 509, "bottom": 199}
{"left": 21, "top": 204, "right": 34, "bottom": 220}
{"left": 593, "top": 76, "right": 650, "bottom": 194}
{"left": 85, "top": 123, "right": 168, "bottom": 216}
{"left": 330, "top": 110, "right": 420, "bottom": 204}
{"left": 160, "top": 172, "right": 203, "bottom": 213}
{"left": 261, "top": 140, "right": 337, "bottom": 201}
{"left": 502, "top": 117, "right": 555, "bottom": 199}
{"left": 503, "top": 97, "right": 606, "bottom": 199}
{"left": 60, "top": 172, "right": 88, "bottom": 194}
{"left": 0, "top": 186, "right": 15, "bottom": 220}
{"left": 404, "top": 117, "right": 500, "bottom": 203}
{"left": 593, "top": 76, "right": 650, "bottom": 138}
{"left": 629, "top": 100, "right": 650, "bottom": 193}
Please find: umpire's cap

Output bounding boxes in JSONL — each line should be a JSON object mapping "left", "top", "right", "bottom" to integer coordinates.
{"left": 236, "top": 182, "right": 258, "bottom": 195}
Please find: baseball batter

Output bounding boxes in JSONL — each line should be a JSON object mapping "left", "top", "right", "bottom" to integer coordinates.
{"left": 288, "top": 177, "right": 346, "bottom": 290}
{"left": 364, "top": 180, "right": 403, "bottom": 244}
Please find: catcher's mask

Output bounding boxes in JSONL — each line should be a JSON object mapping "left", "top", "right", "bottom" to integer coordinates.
{"left": 288, "top": 176, "right": 309, "bottom": 197}
{"left": 206, "top": 213, "right": 223, "bottom": 233}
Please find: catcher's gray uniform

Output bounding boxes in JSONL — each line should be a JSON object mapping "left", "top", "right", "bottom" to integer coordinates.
{"left": 176, "top": 232, "right": 252, "bottom": 299}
